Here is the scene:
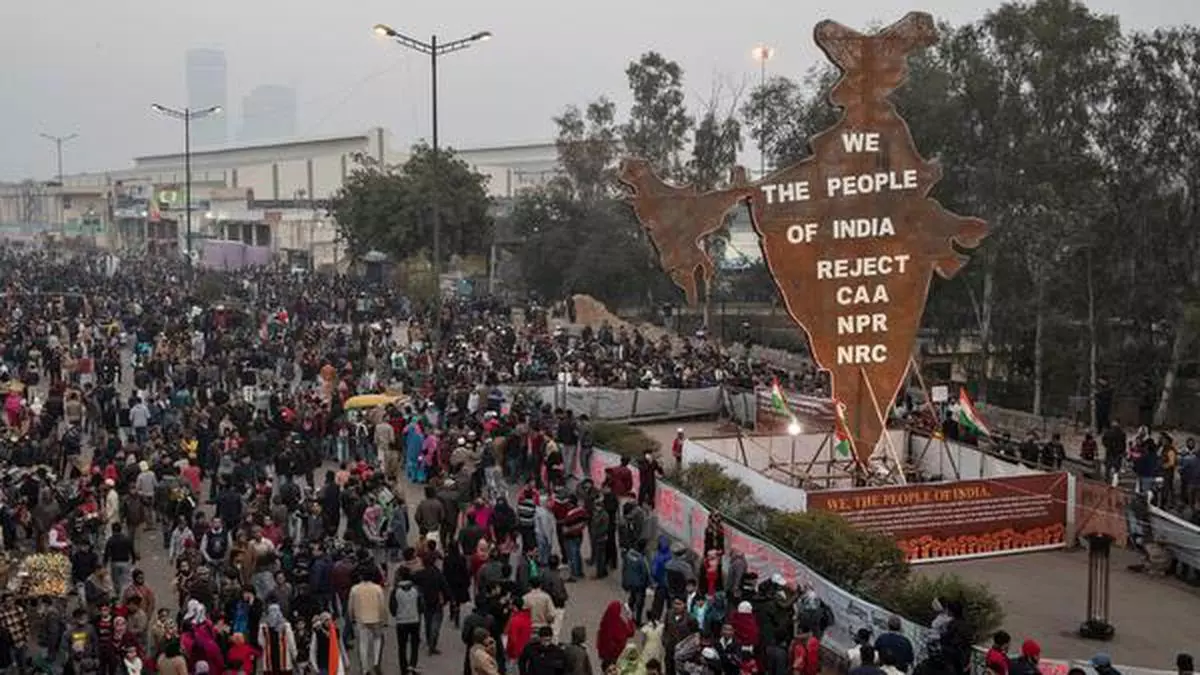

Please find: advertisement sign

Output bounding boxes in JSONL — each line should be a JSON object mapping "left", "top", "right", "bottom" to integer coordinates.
{"left": 806, "top": 473, "right": 1069, "bottom": 562}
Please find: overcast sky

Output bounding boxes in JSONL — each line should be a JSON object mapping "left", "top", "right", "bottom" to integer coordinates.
{"left": 2, "top": 0, "right": 1195, "bottom": 181}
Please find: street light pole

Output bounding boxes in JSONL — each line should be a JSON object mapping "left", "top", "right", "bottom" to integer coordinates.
{"left": 373, "top": 23, "right": 491, "bottom": 341}
{"left": 40, "top": 133, "right": 78, "bottom": 184}
{"left": 150, "top": 103, "right": 222, "bottom": 259}
{"left": 431, "top": 34, "right": 440, "bottom": 329}
{"left": 751, "top": 45, "right": 775, "bottom": 179}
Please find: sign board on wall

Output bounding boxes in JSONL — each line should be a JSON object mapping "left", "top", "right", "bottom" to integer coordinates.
{"left": 806, "top": 473, "right": 1069, "bottom": 562}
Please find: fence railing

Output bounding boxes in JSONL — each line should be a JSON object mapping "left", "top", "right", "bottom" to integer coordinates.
{"left": 498, "top": 384, "right": 723, "bottom": 420}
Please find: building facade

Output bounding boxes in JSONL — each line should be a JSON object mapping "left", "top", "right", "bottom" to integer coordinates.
{"left": 0, "top": 128, "right": 558, "bottom": 269}
{"left": 186, "top": 48, "right": 229, "bottom": 148}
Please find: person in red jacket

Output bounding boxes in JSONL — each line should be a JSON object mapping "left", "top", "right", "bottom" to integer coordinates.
{"left": 596, "top": 601, "right": 635, "bottom": 667}
{"left": 790, "top": 624, "right": 821, "bottom": 675}
{"left": 505, "top": 596, "right": 534, "bottom": 670}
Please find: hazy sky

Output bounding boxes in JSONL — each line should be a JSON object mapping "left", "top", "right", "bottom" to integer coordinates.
{"left": 2, "top": 0, "right": 1196, "bottom": 181}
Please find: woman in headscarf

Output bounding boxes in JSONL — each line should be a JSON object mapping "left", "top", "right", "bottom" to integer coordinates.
{"left": 180, "top": 600, "right": 225, "bottom": 673}
{"left": 730, "top": 601, "right": 760, "bottom": 650}
{"left": 257, "top": 603, "right": 298, "bottom": 675}
{"left": 616, "top": 641, "right": 646, "bottom": 675}
{"left": 596, "top": 602, "right": 636, "bottom": 667}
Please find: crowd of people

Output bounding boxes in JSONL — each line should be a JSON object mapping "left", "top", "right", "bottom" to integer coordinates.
{"left": 0, "top": 242, "right": 1188, "bottom": 675}
{"left": 0, "top": 245, "right": 860, "bottom": 675}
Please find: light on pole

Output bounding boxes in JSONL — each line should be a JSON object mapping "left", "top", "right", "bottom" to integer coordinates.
{"left": 39, "top": 133, "right": 78, "bottom": 184}
{"left": 373, "top": 23, "right": 491, "bottom": 340}
{"left": 787, "top": 417, "right": 802, "bottom": 486}
{"left": 751, "top": 45, "right": 776, "bottom": 178}
{"left": 150, "top": 103, "right": 223, "bottom": 258}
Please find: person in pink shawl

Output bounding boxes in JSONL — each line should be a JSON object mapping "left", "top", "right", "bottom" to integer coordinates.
{"left": 3, "top": 389, "right": 23, "bottom": 429}
{"left": 180, "top": 599, "right": 225, "bottom": 673}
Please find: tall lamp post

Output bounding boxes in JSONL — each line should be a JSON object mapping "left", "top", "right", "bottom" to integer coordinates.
{"left": 373, "top": 23, "right": 492, "bottom": 340}
{"left": 39, "top": 132, "right": 78, "bottom": 236}
{"left": 39, "top": 133, "right": 78, "bottom": 184}
{"left": 751, "top": 45, "right": 775, "bottom": 178}
{"left": 150, "top": 103, "right": 223, "bottom": 258}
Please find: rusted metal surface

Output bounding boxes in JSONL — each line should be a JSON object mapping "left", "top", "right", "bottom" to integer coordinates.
{"left": 618, "top": 159, "right": 755, "bottom": 305}
{"left": 620, "top": 12, "right": 988, "bottom": 463}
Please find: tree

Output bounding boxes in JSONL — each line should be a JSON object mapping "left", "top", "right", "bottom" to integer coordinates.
{"left": 686, "top": 84, "right": 744, "bottom": 191}
{"left": 622, "top": 52, "right": 694, "bottom": 179}
{"left": 509, "top": 185, "right": 587, "bottom": 301}
{"left": 553, "top": 97, "right": 620, "bottom": 203}
{"left": 1109, "top": 27, "right": 1200, "bottom": 426}
{"left": 328, "top": 144, "right": 492, "bottom": 263}
{"left": 982, "top": 0, "right": 1120, "bottom": 415}
{"left": 740, "top": 68, "right": 839, "bottom": 169}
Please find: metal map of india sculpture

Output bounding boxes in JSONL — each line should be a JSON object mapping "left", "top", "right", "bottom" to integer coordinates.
{"left": 619, "top": 12, "right": 988, "bottom": 463}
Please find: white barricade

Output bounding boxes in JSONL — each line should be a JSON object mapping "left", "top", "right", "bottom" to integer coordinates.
{"left": 499, "top": 384, "right": 724, "bottom": 420}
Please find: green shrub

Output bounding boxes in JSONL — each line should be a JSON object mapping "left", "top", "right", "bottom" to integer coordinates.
{"left": 763, "top": 510, "right": 910, "bottom": 599}
{"left": 881, "top": 573, "right": 1005, "bottom": 645}
{"left": 675, "top": 462, "right": 764, "bottom": 526}
{"left": 592, "top": 422, "right": 660, "bottom": 459}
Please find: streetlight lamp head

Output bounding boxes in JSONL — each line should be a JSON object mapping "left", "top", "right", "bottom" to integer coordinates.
{"left": 209, "top": 105, "right": 223, "bottom": 115}
{"left": 787, "top": 420, "right": 802, "bottom": 437}
{"left": 472, "top": 31, "right": 493, "bottom": 42}
{"left": 752, "top": 45, "right": 776, "bottom": 63}
{"left": 373, "top": 23, "right": 397, "bottom": 37}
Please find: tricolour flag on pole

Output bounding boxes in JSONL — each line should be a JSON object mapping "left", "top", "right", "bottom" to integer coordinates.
{"left": 833, "top": 399, "right": 855, "bottom": 458}
{"left": 327, "top": 621, "right": 347, "bottom": 675}
{"left": 770, "top": 379, "right": 791, "bottom": 416}
{"left": 956, "top": 387, "right": 992, "bottom": 438}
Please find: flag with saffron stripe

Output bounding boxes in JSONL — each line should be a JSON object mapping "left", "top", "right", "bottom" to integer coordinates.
{"left": 328, "top": 621, "right": 347, "bottom": 675}
{"left": 833, "top": 399, "right": 855, "bottom": 458}
{"left": 770, "top": 379, "right": 791, "bottom": 416}
{"left": 957, "top": 387, "right": 992, "bottom": 438}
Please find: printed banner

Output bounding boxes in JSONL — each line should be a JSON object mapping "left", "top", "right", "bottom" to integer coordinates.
{"left": 806, "top": 474, "right": 1070, "bottom": 562}
{"left": 754, "top": 388, "right": 836, "bottom": 432}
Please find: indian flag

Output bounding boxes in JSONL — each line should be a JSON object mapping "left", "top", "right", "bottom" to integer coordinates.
{"left": 833, "top": 399, "right": 854, "bottom": 458}
{"left": 327, "top": 621, "right": 347, "bottom": 675}
{"left": 770, "top": 379, "right": 791, "bottom": 416}
{"left": 957, "top": 387, "right": 992, "bottom": 438}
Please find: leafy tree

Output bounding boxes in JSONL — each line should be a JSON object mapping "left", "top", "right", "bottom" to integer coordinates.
{"left": 740, "top": 68, "right": 838, "bottom": 169}
{"left": 328, "top": 144, "right": 492, "bottom": 263}
{"left": 687, "top": 85, "right": 744, "bottom": 191}
{"left": 1104, "top": 26, "right": 1200, "bottom": 425}
{"left": 553, "top": 97, "right": 620, "bottom": 203}
{"left": 981, "top": 0, "right": 1120, "bottom": 415}
{"left": 622, "top": 52, "right": 694, "bottom": 179}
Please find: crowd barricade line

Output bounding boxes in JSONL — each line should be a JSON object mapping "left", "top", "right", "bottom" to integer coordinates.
{"left": 498, "top": 384, "right": 725, "bottom": 420}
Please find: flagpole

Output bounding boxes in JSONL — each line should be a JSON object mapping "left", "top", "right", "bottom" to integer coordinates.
{"left": 859, "top": 367, "right": 908, "bottom": 486}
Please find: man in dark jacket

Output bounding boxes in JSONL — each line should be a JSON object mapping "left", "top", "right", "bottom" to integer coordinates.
{"left": 413, "top": 559, "right": 451, "bottom": 654}
{"left": 520, "top": 626, "right": 568, "bottom": 675}
{"left": 621, "top": 542, "right": 650, "bottom": 624}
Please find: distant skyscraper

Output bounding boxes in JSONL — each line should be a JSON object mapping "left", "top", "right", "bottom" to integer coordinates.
{"left": 186, "top": 48, "right": 228, "bottom": 148}
{"left": 239, "top": 85, "right": 297, "bottom": 143}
